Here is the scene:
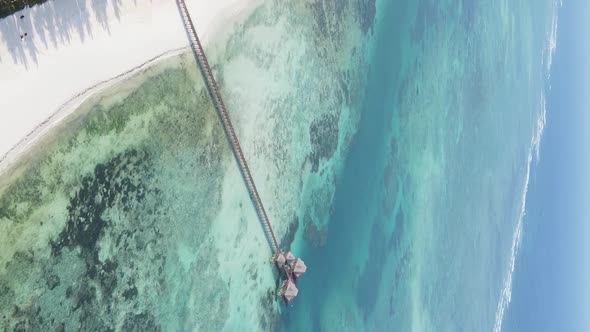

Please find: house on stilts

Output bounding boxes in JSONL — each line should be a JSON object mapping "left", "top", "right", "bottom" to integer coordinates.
{"left": 273, "top": 251, "right": 307, "bottom": 304}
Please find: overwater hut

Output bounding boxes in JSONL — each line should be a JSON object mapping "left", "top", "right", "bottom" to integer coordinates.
{"left": 291, "top": 258, "right": 307, "bottom": 279}
{"left": 280, "top": 279, "right": 298, "bottom": 304}
{"left": 284, "top": 251, "right": 296, "bottom": 264}
{"left": 272, "top": 252, "right": 286, "bottom": 268}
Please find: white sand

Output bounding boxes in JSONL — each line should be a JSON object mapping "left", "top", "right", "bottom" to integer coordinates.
{"left": 0, "top": 0, "right": 260, "bottom": 170}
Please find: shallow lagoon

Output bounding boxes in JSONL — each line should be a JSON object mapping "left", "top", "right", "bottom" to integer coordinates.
{"left": 0, "top": 0, "right": 372, "bottom": 330}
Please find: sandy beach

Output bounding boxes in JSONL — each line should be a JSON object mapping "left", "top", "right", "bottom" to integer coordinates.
{"left": 0, "top": 0, "right": 260, "bottom": 171}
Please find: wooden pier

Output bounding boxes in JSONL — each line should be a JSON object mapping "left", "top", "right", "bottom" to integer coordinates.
{"left": 176, "top": 0, "right": 306, "bottom": 304}
{"left": 176, "top": 0, "right": 280, "bottom": 253}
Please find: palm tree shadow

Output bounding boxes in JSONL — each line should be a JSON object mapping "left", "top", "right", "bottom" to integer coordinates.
{"left": 0, "top": 0, "right": 124, "bottom": 69}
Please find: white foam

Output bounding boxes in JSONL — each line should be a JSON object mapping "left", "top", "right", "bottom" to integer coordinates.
{"left": 493, "top": 2, "right": 561, "bottom": 330}
{"left": 493, "top": 147, "right": 529, "bottom": 332}
{"left": 533, "top": 94, "right": 547, "bottom": 162}
{"left": 545, "top": 1, "right": 561, "bottom": 79}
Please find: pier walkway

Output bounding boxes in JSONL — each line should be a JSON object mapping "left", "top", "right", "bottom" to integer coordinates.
{"left": 176, "top": 0, "right": 280, "bottom": 254}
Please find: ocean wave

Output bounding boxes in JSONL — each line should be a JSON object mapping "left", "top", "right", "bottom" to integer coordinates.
{"left": 492, "top": 2, "right": 561, "bottom": 331}
{"left": 493, "top": 99, "right": 544, "bottom": 332}
{"left": 545, "top": 0, "right": 561, "bottom": 80}
{"left": 533, "top": 94, "right": 547, "bottom": 162}
{"left": 492, "top": 147, "right": 530, "bottom": 332}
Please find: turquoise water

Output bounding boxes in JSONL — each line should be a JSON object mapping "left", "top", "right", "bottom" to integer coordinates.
{"left": 286, "top": 0, "right": 558, "bottom": 330}
{"left": 0, "top": 0, "right": 559, "bottom": 330}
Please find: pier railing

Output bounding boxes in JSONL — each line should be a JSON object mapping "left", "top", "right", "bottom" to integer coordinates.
{"left": 176, "top": 0, "right": 280, "bottom": 254}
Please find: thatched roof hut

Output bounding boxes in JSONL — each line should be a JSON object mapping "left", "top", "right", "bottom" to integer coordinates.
{"left": 292, "top": 258, "right": 307, "bottom": 279}
{"left": 280, "top": 279, "right": 299, "bottom": 304}
{"left": 273, "top": 252, "right": 286, "bottom": 268}
{"left": 284, "top": 251, "right": 296, "bottom": 264}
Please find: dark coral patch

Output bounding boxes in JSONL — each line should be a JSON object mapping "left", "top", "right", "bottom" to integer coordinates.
{"left": 97, "top": 259, "right": 118, "bottom": 298}
{"left": 121, "top": 312, "right": 161, "bottom": 332}
{"left": 357, "top": 0, "right": 377, "bottom": 34}
{"left": 41, "top": 148, "right": 161, "bottom": 328}
{"left": 258, "top": 288, "right": 279, "bottom": 331}
{"left": 45, "top": 274, "right": 60, "bottom": 290}
{"left": 309, "top": 112, "right": 339, "bottom": 172}
{"left": 122, "top": 285, "right": 138, "bottom": 300}
{"left": 303, "top": 215, "right": 328, "bottom": 248}
{"left": 52, "top": 149, "right": 152, "bottom": 255}
{"left": 69, "top": 283, "right": 96, "bottom": 312}
{"left": 309, "top": 1, "right": 328, "bottom": 37}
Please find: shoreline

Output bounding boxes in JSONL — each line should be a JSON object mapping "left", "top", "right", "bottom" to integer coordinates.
{"left": 0, "top": 46, "right": 186, "bottom": 174}
{"left": 0, "top": 0, "right": 261, "bottom": 175}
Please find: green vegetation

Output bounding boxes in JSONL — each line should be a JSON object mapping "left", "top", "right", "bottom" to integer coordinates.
{"left": 0, "top": 0, "right": 47, "bottom": 19}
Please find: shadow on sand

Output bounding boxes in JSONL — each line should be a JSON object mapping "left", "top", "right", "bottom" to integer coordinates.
{"left": 0, "top": 0, "right": 125, "bottom": 69}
